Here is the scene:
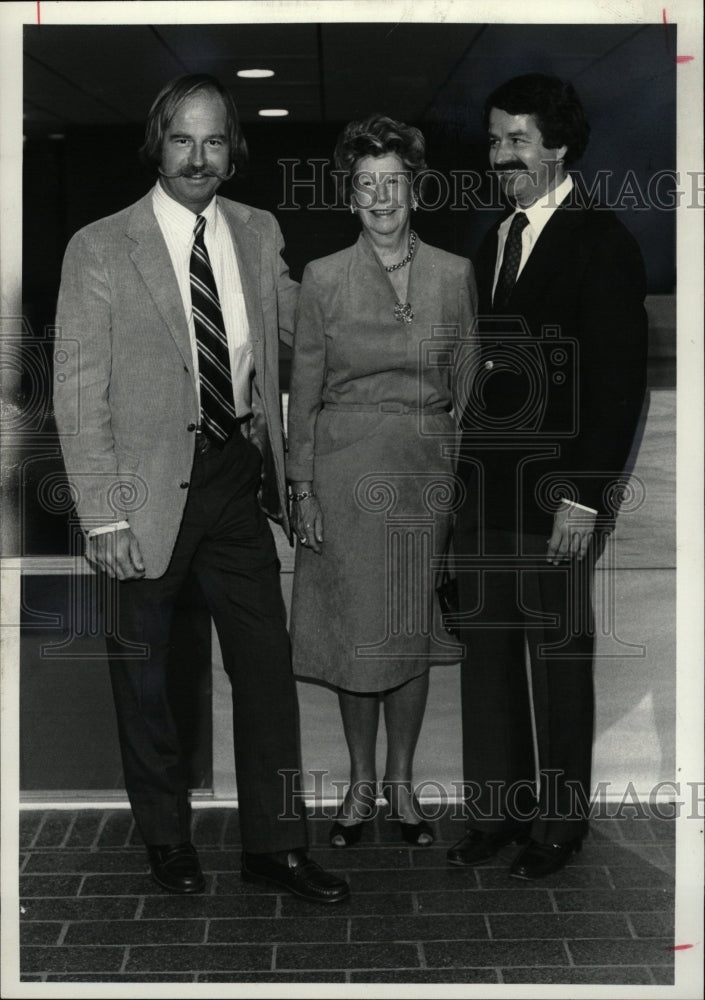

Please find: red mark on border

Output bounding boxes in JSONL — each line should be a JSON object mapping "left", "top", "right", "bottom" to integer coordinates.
{"left": 668, "top": 944, "right": 694, "bottom": 951}
{"left": 662, "top": 9, "right": 694, "bottom": 63}
{"left": 36, "top": 2, "right": 41, "bottom": 25}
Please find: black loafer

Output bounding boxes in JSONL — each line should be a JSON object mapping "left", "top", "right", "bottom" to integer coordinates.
{"left": 447, "top": 827, "right": 529, "bottom": 866}
{"left": 241, "top": 849, "right": 350, "bottom": 904}
{"left": 147, "top": 842, "right": 204, "bottom": 894}
{"left": 509, "top": 837, "right": 583, "bottom": 880}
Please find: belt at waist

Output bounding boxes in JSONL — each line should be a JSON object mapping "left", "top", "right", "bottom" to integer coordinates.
{"left": 194, "top": 416, "right": 252, "bottom": 456}
{"left": 321, "top": 401, "right": 452, "bottom": 415}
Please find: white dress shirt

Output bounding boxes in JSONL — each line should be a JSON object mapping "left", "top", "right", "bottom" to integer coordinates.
{"left": 88, "top": 183, "right": 254, "bottom": 537}
{"left": 152, "top": 180, "right": 254, "bottom": 417}
{"left": 491, "top": 174, "right": 596, "bottom": 516}
{"left": 492, "top": 174, "right": 574, "bottom": 299}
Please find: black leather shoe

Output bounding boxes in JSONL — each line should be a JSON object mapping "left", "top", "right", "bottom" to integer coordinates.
{"left": 447, "top": 827, "right": 529, "bottom": 866}
{"left": 509, "top": 837, "right": 583, "bottom": 880}
{"left": 147, "top": 842, "right": 204, "bottom": 894}
{"left": 241, "top": 849, "right": 351, "bottom": 903}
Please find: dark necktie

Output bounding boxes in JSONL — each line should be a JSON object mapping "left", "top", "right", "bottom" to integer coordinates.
{"left": 493, "top": 211, "right": 529, "bottom": 310}
{"left": 190, "top": 215, "right": 236, "bottom": 445}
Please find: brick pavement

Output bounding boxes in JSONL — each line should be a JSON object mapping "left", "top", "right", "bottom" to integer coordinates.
{"left": 18, "top": 806, "right": 675, "bottom": 985}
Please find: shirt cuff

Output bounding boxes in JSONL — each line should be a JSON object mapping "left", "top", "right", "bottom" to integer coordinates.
{"left": 561, "top": 499, "right": 598, "bottom": 515}
{"left": 87, "top": 521, "right": 130, "bottom": 538}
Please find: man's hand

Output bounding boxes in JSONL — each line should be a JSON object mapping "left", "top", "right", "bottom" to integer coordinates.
{"left": 86, "top": 527, "right": 146, "bottom": 580}
{"left": 546, "top": 501, "right": 596, "bottom": 565}
{"left": 291, "top": 496, "right": 324, "bottom": 555}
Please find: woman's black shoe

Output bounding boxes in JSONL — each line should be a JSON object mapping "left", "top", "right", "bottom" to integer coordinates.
{"left": 329, "top": 820, "right": 366, "bottom": 848}
{"left": 398, "top": 818, "right": 435, "bottom": 846}
{"left": 381, "top": 782, "right": 435, "bottom": 847}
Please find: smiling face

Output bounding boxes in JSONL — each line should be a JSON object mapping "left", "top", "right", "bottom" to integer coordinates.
{"left": 351, "top": 153, "right": 413, "bottom": 242}
{"left": 159, "top": 90, "right": 231, "bottom": 213}
{"left": 488, "top": 108, "right": 567, "bottom": 208}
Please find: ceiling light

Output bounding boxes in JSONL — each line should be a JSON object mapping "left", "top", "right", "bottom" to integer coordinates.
{"left": 237, "top": 69, "right": 275, "bottom": 79}
{"left": 258, "top": 108, "right": 289, "bottom": 118}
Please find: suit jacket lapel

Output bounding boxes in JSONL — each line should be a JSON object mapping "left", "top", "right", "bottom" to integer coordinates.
{"left": 126, "top": 194, "right": 194, "bottom": 372}
{"left": 506, "top": 196, "right": 585, "bottom": 317}
{"left": 475, "top": 224, "right": 501, "bottom": 314}
{"left": 220, "top": 200, "right": 265, "bottom": 379}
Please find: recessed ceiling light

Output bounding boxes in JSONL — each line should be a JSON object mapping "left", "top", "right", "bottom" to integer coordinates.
{"left": 258, "top": 108, "right": 289, "bottom": 118}
{"left": 237, "top": 69, "right": 275, "bottom": 79}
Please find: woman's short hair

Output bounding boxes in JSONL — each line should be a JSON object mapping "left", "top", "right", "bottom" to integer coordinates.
{"left": 334, "top": 114, "right": 427, "bottom": 200}
{"left": 140, "top": 74, "right": 248, "bottom": 176}
{"left": 483, "top": 73, "right": 590, "bottom": 165}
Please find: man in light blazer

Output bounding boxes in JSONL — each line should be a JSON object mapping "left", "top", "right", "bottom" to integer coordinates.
{"left": 53, "top": 74, "right": 349, "bottom": 903}
{"left": 449, "top": 74, "right": 648, "bottom": 879}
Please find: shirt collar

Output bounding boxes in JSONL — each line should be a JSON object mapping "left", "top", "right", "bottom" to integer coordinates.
{"left": 152, "top": 181, "right": 219, "bottom": 239}
{"left": 517, "top": 174, "right": 574, "bottom": 240}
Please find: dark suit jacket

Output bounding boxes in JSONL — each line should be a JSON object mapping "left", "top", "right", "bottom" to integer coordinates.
{"left": 458, "top": 191, "right": 648, "bottom": 535}
{"left": 54, "top": 191, "right": 298, "bottom": 577}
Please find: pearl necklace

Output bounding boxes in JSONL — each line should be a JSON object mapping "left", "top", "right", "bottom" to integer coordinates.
{"left": 384, "top": 230, "right": 417, "bottom": 272}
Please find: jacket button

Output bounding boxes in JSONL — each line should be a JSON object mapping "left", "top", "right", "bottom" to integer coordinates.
{"left": 180, "top": 481, "right": 189, "bottom": 489}
{"left": 187, "top": 423, "right": 196, "bottom": 432}
{"left": 484, "top": 360, "right": 494, "bottom": 370}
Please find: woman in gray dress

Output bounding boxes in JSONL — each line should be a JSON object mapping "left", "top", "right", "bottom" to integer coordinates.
{"left": 287, "top": 114, "right": 477, "bottom": 847}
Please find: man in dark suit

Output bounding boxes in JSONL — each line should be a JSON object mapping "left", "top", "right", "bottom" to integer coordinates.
{"left": 53, "top": 74, "right": 349, "bottom": 903}
{"left": 449, "top": 74, "right": 648, "bottom": 878}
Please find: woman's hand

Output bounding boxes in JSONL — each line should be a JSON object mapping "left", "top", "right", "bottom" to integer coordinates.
{"left": 292, "top": 495, "right": 324, "bottom": 554}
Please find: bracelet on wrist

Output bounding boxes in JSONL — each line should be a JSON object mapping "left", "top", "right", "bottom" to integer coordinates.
{"left": 290, "top": 489, "right": 316, "bottom": 503}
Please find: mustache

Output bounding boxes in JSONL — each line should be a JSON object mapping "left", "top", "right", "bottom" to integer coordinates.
{"left": 493, "top": 162, "right": 530, "bottom": 173}
{"left": 158, "top": 164, "right": 235, "bottom": 180}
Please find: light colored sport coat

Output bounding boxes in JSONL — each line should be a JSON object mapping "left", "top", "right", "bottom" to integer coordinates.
{"left": 53, "top": 190, "right": 297, "bottom": 578}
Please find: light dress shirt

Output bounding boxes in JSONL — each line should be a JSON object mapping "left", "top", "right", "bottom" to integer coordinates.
{"left": 491, "top": 174, "right": 596, "bottom": 516}
{"left": 89, "top": 182, "right": 253, "bottom": 536}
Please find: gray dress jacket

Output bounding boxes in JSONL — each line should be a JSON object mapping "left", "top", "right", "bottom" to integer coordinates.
{"left": 54, "top": 190, "right": 298, "bottom": 578}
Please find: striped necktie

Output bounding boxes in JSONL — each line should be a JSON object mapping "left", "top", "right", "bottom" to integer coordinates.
{"left": 190, "top": 214, "right": 236, "bottom": 445}
{"left": 493, "top": 212, "right": 529, "bottom": 310}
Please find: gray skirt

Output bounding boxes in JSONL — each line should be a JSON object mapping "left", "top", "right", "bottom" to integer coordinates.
{"left": 290, "top": 407, "right": 463, "bottom": 692}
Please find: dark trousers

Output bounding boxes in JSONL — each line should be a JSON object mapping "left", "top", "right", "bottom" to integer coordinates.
{"left": 104, "top": 428, "right": 308, "bottom": 852}
{"left": 454, "top": 520, "right": 595, "bottom": 844}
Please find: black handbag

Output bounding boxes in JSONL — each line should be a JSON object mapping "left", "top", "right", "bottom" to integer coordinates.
{"left": 436, "top": 538, "right": 459, "bottom": 637}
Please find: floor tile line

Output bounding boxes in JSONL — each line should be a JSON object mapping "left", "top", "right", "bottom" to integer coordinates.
{"left": 270, "top": 943, "right": 277, "bottom": 973}
{"left": 59, "top": 812, "right": 78, "bottom": 849}
{"left": 346, "top": 918, "right": 351, "bottom": 944}
{"left": 624, "top": 912, "right": 638, "bottom": 938}
{"left": 417, "top": 941, "right": 427, "bottom": 969}
{"left": 92, "top": 810, "right": 111, "bottom": 849}
{"left": 30, "top": 812, "right": 48, "bottom": 850}
{"left": 604, "top": 864, "right": 617, "bottom": 890}
{"left": 483, "top": 914, "right": 493, "bottom": 940}
{"left": 55, "top": 922, "right": 69, "bottom": 946}
{"left": 563, "top": 938, "right": 574, "bottom": 966}
{"left": 119, "top": 945, "right": 130, "bottom": 974}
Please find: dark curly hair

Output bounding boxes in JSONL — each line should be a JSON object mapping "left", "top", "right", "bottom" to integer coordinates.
{"left": 334, "top": 114, "right": 427, "bottom": 201}
{"left": 139, "top": 74, "right": 248, "bottom": 177}
{"left": 483, "top": 74, "right": 590, "bottom": 165}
